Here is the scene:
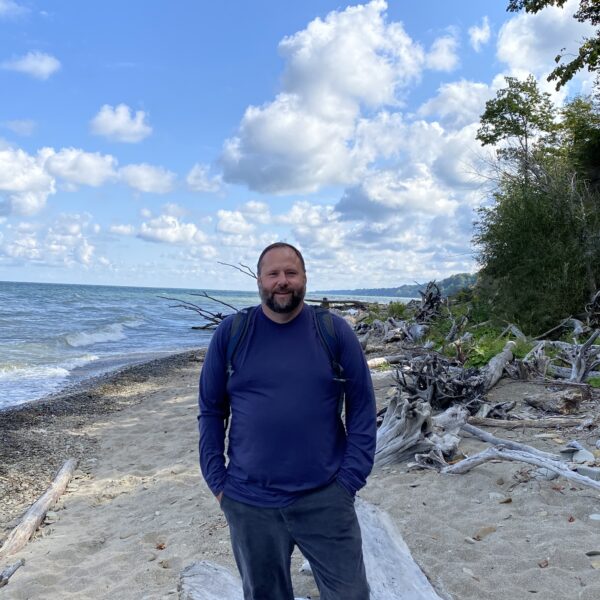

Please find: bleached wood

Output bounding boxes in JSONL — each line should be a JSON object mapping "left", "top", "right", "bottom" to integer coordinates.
{"left": 467, "top": 416, "right": 585, "bottom": 429}
{"left": 178, "top": 501, "right": 445, "bottom": 600}
{"left": 461, "top": 423, "right": 561, "bottom": 461}
{"left": 482, "top": 341, "right": 515, "bottom": 390}
{"left": 356, "top": 499, "right": 445, "bottom": 600}
{"left": 374, "top": 397, "right": 435, "bottom": 466}
{"left": 440, "top": 447, "right": 600, "bottom": 491}
{"left": 0, "top": 559, "right": 24, "bottom": 588}
{"left": 0, "top": 458, "right": 77, "bottom": 560}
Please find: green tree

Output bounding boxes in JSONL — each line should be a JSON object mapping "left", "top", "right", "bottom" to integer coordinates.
{"left": 560, "top": 95, "right": 600, "bottom": 185}
{"left": 507, "top": 0, "right": 600, "bottom": 90}
{"left": 474, "top": 78, "right": 600, "bottom": 333}
{"left": 476, "top": 75, "right": 557, "bottom": 165}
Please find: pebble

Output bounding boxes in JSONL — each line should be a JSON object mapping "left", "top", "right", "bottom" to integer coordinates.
{"left": 573, "top": 449, "right": 596, "bottom": 464}
{"left": 147, "top": 553, "right": 157, "bottom": 562}
{"left": 464, "top": 537, "right": 477, "bottom": 544}
{"left": 589, "top": 514, "right": 600, "bottom": 521}
{"left": 44, "top": 511, "right": 59, "bottom": 523}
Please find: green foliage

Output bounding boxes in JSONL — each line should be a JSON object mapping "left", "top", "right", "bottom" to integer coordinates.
{"left": 387, "top": 301, "right": 407, "bottom": 319}
{"left": 463, "top": 332, "right": 532, "bottom": 368}
{"left": 477, "top": 75, "right": 557, "bottom": 161}
{"left": 588, "top": 376, "right": 600, "bottom": 388}
{"left": 507, "top": 1, "right": 600, "bottom": 90}
{"left": 560, "top": 96, "right": 600, "bottom": 185}
{"left": 474, "top": 79, "right": 600, "bottom": 334}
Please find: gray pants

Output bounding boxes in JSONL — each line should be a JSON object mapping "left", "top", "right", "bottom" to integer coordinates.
{"left": 220, "top": 481, "right": 369, "bottom": 600}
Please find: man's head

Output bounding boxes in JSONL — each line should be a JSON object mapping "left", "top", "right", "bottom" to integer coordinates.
{"left": 257, "top": 242, "right": 306, "bottom": 320}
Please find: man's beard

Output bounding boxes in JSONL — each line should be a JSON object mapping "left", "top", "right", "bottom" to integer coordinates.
{"left": 259, "top": 284, "right": 305, "bottom": 314}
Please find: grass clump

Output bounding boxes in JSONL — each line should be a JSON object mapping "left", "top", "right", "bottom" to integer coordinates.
{"left": 588, "top": 377, "right": 600, "bottom": 388}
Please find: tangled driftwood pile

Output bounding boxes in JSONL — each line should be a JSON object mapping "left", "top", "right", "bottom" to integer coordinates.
{"left": 350, "top": 284, "right": 600, "bottom": 497}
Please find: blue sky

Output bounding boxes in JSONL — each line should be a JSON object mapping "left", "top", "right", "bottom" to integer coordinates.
{"left": 0, "top": 0, "right": 595, "bottom": 291}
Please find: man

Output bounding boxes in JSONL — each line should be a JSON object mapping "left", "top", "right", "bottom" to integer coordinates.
{"left": 199, "top": 242, "right": 376, "bottom": 600}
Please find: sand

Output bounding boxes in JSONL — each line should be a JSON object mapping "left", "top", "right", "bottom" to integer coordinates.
{"left": 2, "top": 353, "right": 600, "bottom": 599}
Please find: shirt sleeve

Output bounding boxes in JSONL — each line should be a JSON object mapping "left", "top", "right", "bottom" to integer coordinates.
{"left": 334, "top": 316, "right": 377, "bottom": 496}
{"left": 198, "top": 317, "right": 232, "bottom": 496}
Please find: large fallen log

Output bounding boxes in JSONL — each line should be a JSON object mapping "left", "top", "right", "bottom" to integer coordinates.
{"left": 467, "top": 416, "right": 587, "bottom": 429}
{"left": 0, "top": 458, "right": 77, "bottom": 561}
{"left": 178, "top": 500, "right": 446, "bottom": 600}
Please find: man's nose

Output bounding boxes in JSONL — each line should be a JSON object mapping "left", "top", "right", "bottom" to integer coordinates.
{"left": 275, "top": 272, "right": 289, "bottom": 287}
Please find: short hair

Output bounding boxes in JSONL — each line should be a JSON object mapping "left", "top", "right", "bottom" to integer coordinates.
{"left": 257, "top": 242, "right": 306, "bottom": 275}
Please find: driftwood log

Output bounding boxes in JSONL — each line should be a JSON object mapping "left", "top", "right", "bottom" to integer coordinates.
{"left": 0, "top": 559, "right": 24, "bottom": 588}
{"left": 178, "top": 500, "right": 445, "bottom": 600}
{"left": 467, "top": 416, "right": 586, "bottom": 429}
{"left": 413, "top": 423, "right": 600, "bottom": 492}
{"left": 374, "top": 396, "right": 435, "bottom": 467}
{"left": 0, "top": 458, "right": 77, "bottom": 561}
{"left": 461, "top": 423, "right": 561, "bottom": 461}
{"left": 424, "top": 447, "right": 600, "bottom": 492}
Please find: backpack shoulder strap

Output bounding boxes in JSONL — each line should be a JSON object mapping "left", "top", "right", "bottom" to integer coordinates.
{"left": 312, "top": 306, "right": 346, "bottom": 414}
{"left": 225, "top": 306, "right": 255, "bottom": 379}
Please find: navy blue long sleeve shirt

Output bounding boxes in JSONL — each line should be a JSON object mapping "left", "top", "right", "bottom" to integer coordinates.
{"left": 198, "top": 305, "right": 376, "bottom": 507}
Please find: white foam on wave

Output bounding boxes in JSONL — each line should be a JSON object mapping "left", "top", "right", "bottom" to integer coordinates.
{"left": 61, "top": 353, "right": 100, "bottom": 370}
{"left": 65, "top": 323, "right": 126, "bottom": 347}
{"left": 0, "top": 363, "right": 70, "bottom": 381}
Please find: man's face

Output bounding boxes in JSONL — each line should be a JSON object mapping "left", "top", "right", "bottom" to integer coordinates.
{"left": 257, "top": 247, "right": 306, "bottom": 314}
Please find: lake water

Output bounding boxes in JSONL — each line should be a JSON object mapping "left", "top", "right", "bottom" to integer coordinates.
{"left": 0, "top": 281, "right": 403, "bottom": 410}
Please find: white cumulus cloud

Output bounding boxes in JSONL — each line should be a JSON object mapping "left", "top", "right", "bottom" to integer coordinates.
{"left": 90, "top": 104, "right": 152, "bottom": 143}
{"left": 139, "top": 214, "right": 206, "bottom": 245}
{"left": 1, "top": 213, "right": 98, "bottom": 266}
{"left": 419, "top": 80, "right": 494, "bottom": 129}
{"left": 216, "top": 210, "right": 255, "bottom": 235}
{"left": 469, "top": 16, "right": 491, "bottom": 52}
{"left": 44, "top": 148, "right": 117, "bottom": 187}
{"left": 426, "top": 34, "right": 460, "bottom": 72}
{"left": 1, "top": 51, "right": 61, "bottom": 80}
{"left": 241, "top": 200, "right": 271, "bottom": 224}
{"left": 119, "top": 164, "right": 176, "bottom": 194}
{"left": 186, "top": 163, "right": 222, "bottom": 193}
{"left": 221, "top": 0, "right": 426, "bottom": 194}
{"left": 0, "top": 146, "right": 55, "bottom": 215}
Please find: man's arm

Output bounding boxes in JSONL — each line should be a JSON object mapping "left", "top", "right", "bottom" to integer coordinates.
{"left": 198, "top": 318, "right": 232, "bottom": 498}
{"left": 334, "top": 317, "right": 377, "bottom": 496}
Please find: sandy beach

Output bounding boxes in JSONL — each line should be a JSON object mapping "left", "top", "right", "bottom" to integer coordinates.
{"left": 2, "top": 352, "right": 600, "bottom": 599}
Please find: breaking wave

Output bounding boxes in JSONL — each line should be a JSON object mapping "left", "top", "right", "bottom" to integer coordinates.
{"left": 65, "top": 323, "right": 127, "bottom": 347}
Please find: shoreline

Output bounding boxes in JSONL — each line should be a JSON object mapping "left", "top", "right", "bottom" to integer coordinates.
{"left": 0, "top": 349, "right": 205, "bottom": 534}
